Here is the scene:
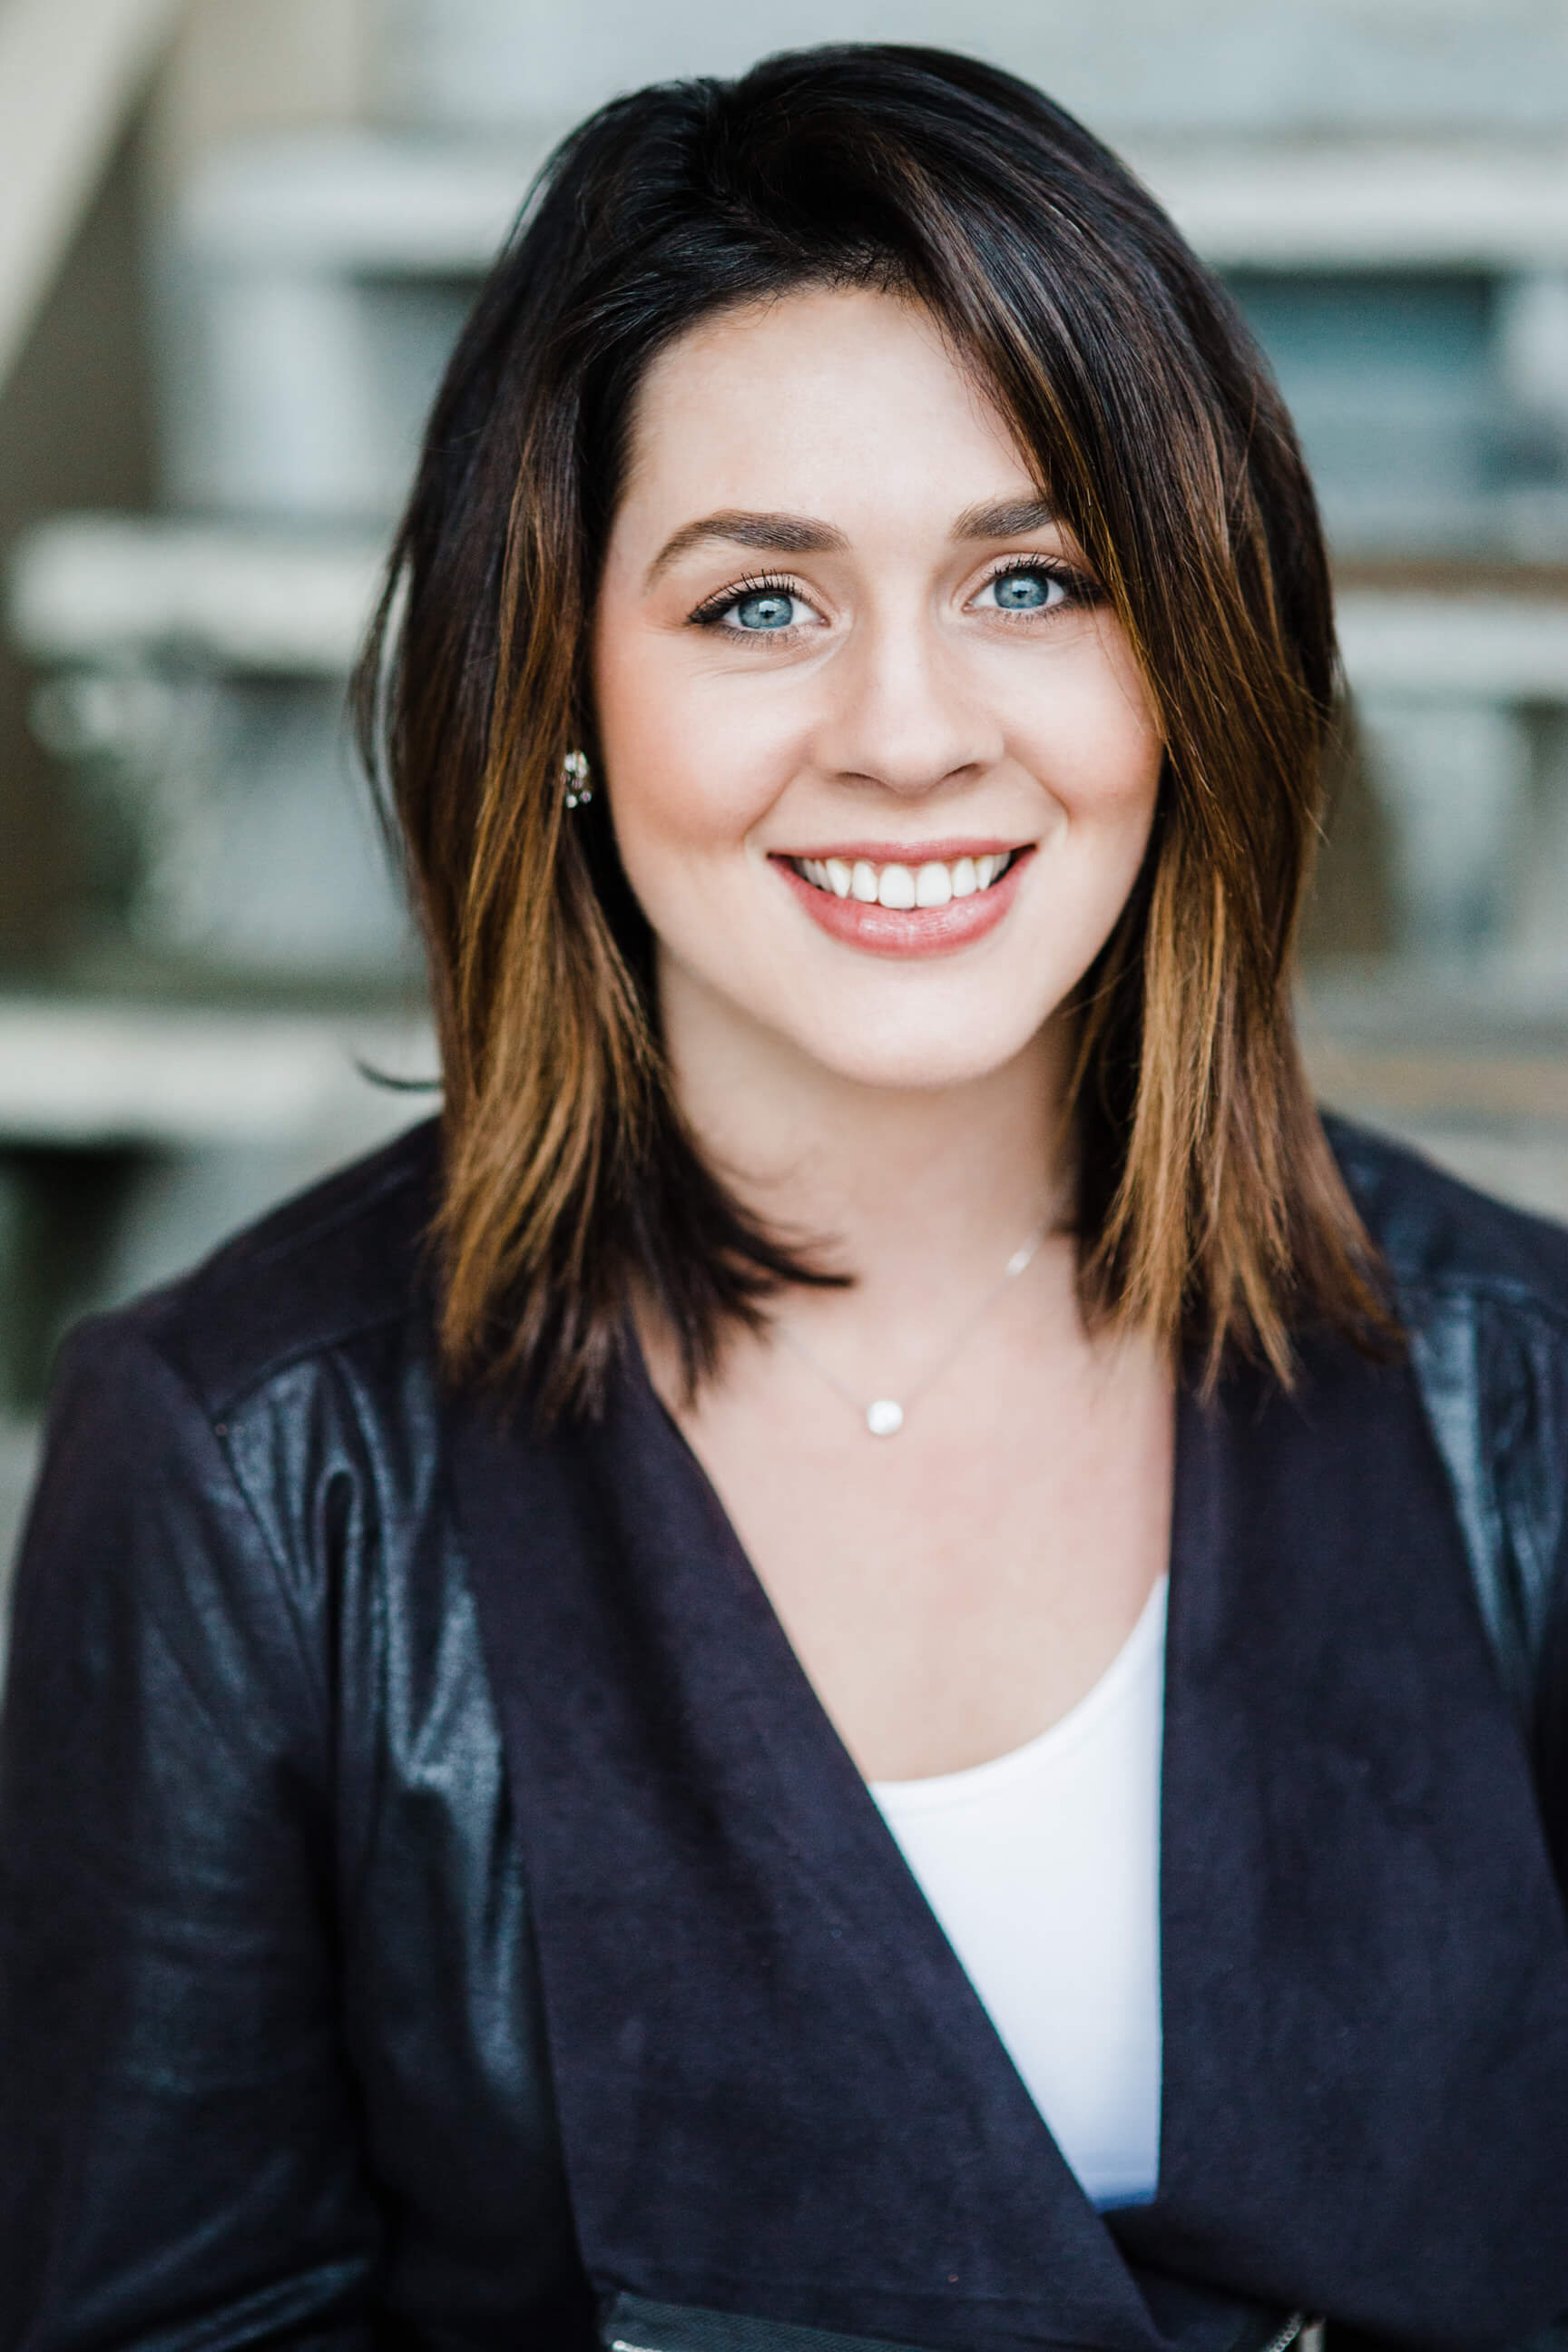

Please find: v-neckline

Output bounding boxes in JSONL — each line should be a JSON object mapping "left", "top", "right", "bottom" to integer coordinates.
{"left": 636, "top": 1338, "right": 1175, "bottom": 2227}
{"left": 448, "top": 1319, "right": 1568, "bottom": 2348}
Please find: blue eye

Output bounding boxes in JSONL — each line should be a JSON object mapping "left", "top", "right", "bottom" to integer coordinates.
{"left": 689, "top": 577, "right": 821, "bottom": 636}
{"left": 985, "top": 568, "right": 1061, "bottom": 611}
{"left": 731, "top": 590, "right": 798, "bottom": 631}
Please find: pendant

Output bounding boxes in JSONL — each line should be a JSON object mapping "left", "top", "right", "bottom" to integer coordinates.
{"left": 866, "top": 1398, "right": 905, "bottom": 1437}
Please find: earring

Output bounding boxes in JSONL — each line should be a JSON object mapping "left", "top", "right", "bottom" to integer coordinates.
{"left": 563, "top": 749, "right": 593, "bottom": 808}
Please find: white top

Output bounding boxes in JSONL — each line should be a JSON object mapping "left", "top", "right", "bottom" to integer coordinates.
{"left": 870, "top": 1579, "right": 1167, "bottom": 2210}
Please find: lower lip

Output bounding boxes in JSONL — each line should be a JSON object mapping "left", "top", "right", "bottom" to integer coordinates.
{"left": 772, "top": 853, "right": 1032, "bottom": 957}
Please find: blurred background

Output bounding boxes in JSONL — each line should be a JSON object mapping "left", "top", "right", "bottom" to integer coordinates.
{"left": 4, "top": 0, "right": 1568, "bottom": 1598}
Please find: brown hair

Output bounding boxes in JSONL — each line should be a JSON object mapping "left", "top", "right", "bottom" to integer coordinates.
{"left": 358, "top": 42, "right": 1390, "bottom": 1413}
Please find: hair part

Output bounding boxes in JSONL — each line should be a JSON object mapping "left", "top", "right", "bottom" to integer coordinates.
{"left": 358, "top": 41, "right": 1394, "bottom": 1415}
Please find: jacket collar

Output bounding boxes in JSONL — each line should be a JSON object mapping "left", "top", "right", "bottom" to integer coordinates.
{"left": 449, "top": 1329, "right": 1568, "bottom": 2350}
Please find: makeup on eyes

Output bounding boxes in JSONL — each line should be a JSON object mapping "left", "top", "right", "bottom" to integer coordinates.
{"left": 971, "top": 555, "right": 1104, "bottom": 612}
{"left": 687, "top": 573, "right": 813, "bottom": 630}
{"left": 684, "top": 554, "right": 1102, "bottom": 637}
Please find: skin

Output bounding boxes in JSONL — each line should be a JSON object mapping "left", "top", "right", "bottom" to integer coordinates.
{"left": 593, "top": 285, "right": 1173, "bottom": 1781}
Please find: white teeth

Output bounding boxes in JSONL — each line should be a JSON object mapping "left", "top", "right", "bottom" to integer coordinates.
{"left": 796, "top": 850, "right": 1014, "bottom": 904}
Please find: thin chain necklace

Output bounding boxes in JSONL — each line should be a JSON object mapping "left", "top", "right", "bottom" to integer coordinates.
{"left": 775, "top": 1220, "right": 1050, "bottom": 1437}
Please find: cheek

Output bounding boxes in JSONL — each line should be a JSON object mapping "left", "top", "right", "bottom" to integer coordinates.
{"left": 1023, "top": 635, "right": 1164, "bottom": 837}
{"left": 593, "top": 625, "right": 787, "bottom": 877}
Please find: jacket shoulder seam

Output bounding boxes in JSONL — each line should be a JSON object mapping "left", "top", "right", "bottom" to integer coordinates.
{"left": 199, "top": 1298, "right": 429, "bottom": 1425}
{"left": 68, "top": 1316, "right": 336, "bottom": 1755}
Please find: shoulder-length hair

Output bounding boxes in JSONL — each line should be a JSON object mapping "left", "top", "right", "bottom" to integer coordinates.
{"left": 358, "top": 41, "right": 1389, "bottom": 1414}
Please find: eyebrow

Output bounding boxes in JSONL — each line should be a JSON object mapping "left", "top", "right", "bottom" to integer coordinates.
{"left": 643, "top": 495, "right": 1061, "bottom": 589}
{"left": 645, "top": 510, "right": 850, "bottom": 586}
{"left": 951, "top": 496, "right": 1059, "bottom": 541}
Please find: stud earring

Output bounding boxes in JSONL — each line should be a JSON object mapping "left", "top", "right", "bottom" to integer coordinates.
{"left": 563, "top": 750, "right": 593, "bottom": 808}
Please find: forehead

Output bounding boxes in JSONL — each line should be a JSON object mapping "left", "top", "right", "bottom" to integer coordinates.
{"left": 616, "top": 285, "right": 1036, "bottom": 533}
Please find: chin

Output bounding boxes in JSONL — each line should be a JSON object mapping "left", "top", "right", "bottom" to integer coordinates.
{"left": 781, "top": 1010, "right": 1054, "bottom": 1095}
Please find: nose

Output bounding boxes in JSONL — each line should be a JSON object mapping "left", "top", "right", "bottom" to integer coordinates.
{"left": 811, "top": 604, "right": 1002, "bottom": 797}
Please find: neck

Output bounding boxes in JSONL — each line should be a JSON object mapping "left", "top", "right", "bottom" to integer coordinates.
{"left": 659, "top": 956, "right": 1075, "bottom": 1327}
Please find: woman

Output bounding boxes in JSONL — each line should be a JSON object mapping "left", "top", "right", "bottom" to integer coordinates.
{"left": 3, "top": 44, "right": 1567, "bottom": 2352}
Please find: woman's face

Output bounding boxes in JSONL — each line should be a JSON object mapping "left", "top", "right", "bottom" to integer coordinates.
{"left": 592, "top": 286, "right": 1164, "bottom": 1093}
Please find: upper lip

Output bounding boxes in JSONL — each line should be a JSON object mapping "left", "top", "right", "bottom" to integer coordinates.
{"left": 770, "top": 838, "right": 1029, "bottom": 864}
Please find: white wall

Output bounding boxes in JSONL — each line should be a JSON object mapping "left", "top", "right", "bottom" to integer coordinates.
{"left": 148, "top": 0, "right": 381, "bottom": 191}
{"left": 142, "top": 3, "right": 1568, "bottom": 186}
{"left": 381, "top": 0, "right": 1568, "bottom": 137}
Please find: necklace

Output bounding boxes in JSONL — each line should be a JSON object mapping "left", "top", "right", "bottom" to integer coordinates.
{"left": 775, "top": 1222, "right": 1049, "bottom": 1438}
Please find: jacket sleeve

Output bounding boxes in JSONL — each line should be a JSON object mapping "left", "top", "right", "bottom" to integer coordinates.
{"left": 0, "top": 1315, "right": 384, "bottom": 2352}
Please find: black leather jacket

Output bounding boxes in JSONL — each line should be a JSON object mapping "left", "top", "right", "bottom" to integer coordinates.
{"left": 2, "top": 1114, "right": 1566, "bottom": 2352}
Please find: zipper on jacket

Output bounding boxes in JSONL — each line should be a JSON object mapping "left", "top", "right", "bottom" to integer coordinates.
{"left": 1255, "top": 2317, "right": 1323, "bottom": 2352}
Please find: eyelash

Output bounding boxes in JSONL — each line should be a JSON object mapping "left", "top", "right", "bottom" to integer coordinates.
{"left": 974, "top": 556, "right": 1099, "bottom": 612}
{"left": 684, "top": 556, "right": 1101, "bottom": 632}
{"left": 687, "top": 573, "right": 802, "bottom": 629}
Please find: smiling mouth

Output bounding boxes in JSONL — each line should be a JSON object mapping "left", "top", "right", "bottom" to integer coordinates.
{"left": 784, "top": 848, "right": 1024, "bottom": 911}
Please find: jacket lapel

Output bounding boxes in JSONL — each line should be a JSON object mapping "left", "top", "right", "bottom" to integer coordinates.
{"left": 450, "top": 1357, "right": 1191, "bottom": 2352}
{"left": 1117, "top": 1335, "right": 1568, "bottom": 2345}
{"left": 450, "top": 1326, "right": 1568, "bottom": 2351}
